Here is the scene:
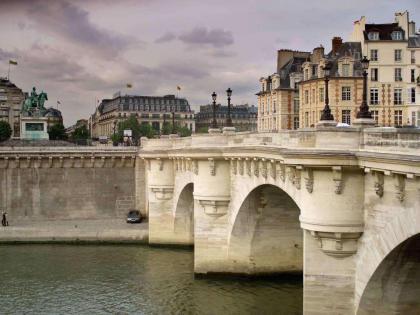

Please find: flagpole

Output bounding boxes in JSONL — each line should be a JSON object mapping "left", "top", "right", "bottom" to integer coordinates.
{"left": 7, "top": 62, "right": 10, "bottom": 81}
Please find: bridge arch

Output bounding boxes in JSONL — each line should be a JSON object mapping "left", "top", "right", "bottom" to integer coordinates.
{"left": 356, "top": 207, "right": 420, "bottom": 314}
{"left": 173, "top": 182, "right": 194, "bottom": 244}
{"left": 227, "top": 184, "right": 302, "bottom": 274}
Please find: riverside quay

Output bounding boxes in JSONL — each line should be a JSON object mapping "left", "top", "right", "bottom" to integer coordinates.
{"left": 1, "top": 127, "right": 419, "bottom": 314}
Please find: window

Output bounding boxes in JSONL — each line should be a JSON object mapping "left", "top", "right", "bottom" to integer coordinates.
{"left": 293, "top": 117, "right": 299, "bottom": 130}
{"left": 409, "top": 87, "right": 416, "bottom": 103}
{"left": 304, "top": 69, "right": 309, "bottom": 80}
{"left": 319, "top": 87, "right": 324, "bottom": 102}
{"left": 311, "top": 89, "right": 315, "bottom": 103}
{"left": 368, "top": 32, "right": 379, "bottom": 40}
{"left": 305, "top": 90, "right": 309, "bottom": 104}
{"left": 391, "top": 31, "right": 403, "bottom": 40}
{"left": 341, "top": 87, "right": 351, "bottom": 101}
{"left": 370, "top": 49, "right": 378, "bottom": 61}
{"left": 273, "top": 100, "right": 276, "bottom": 113}
{"left": 342, "top": 110, "right": 351, "bottom": 125}
{"left": 371, "top": 110, "right": 379, "bottom": 124}
{"left": 370, "top": 88, "right": 379, "bottom": 105}
{"left": 395, "top": 68, "right": 402, "bottom": 81}
{"left": 342, "top": 64, "right": 350, "bottom": 76}
{"left": 411, "top": 69, "right": 416, "bottom": 83}
{"left": 394, "top": 49, "right": 402, "bottom": 62}
{"left": 304, "top": 112, "right": 309, "bottom": 127}
{"left": 394, "top": 88, "right": 402, "bottom": 105}
{"left": 371, "top": 68, "right": 378, "bottom": 81}
{"left": 394, "top": 110, "right": 402, "bottom": 126}
{"left": 411, "top": 51, "right": 416, "bottom": 64}
{"left": 293, "top": 98, "right": 299, "bottom": 113}
{"left": 312, "top": 65, "right": 317, "bottom": 78}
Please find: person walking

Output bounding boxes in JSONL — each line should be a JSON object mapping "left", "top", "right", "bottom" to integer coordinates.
{"left": 2, "top": 211, "right": 8, "bottom": 227}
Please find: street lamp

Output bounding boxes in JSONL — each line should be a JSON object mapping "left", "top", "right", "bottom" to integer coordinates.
{"left": 320, "top": 62, "right": 334, "bottom": 121}
{"left": 226, "top": 88, "right": 233, "bottom": 127}
{"left": 356, "top": 56, "right": 372, "bottom": 119}
{"left": 211, "top": 92, "right": 218, "bottom": 129}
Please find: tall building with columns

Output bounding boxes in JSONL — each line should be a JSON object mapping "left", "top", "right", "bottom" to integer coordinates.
{"left": 257, "top": 50, "right": 309, "bottom": 132}
{"left": 91, "top": 93, "right": 195, "bottom": 139}
{"left": 298, "top": 38, "right": 364, "bottom": 127}
{"left": 350, "top": 11, "right": 420, "bottom": 126}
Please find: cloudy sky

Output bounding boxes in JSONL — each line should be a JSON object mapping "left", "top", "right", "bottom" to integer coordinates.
{"left": 0, "top": 0, "right": 419, "bottom": 126}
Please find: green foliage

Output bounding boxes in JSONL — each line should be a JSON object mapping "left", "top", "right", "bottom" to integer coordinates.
{"left": 196, "top": 127, "right": 209, "bottom": 134}
{"left": 177, "top": 126, "right": 192, "bottom": 137}
{"left": 71, "top": 125, "right": 89, "bottom": 140}
{"left": 114, "top": 115, "right": 156, "bottom": 145}
{"left": 48, "top": 123, "right": 68, "bottom": 140}
{"left": 0, "top": 121, "right": 12, "bottom": 142}
{"left": 161, "top": 122, "right": 172, "bottom": 135}
{"left": 161, "top": 123, "right": 192, "bottom": 137}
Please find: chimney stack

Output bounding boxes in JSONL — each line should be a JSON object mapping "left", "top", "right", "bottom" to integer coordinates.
{"left": 332, "top": 37, "right": 343, "bottom": 55}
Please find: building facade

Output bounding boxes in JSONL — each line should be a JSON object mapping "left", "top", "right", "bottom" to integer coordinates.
{"left": 299, "top": 39, "right": 364, "bottom": 127}
{"left": 91, "top": 94, "right": 195, "bottom": 139}
{"left": 0, "top": 78, "right": 25, "bottom": 138}
{"left": 257, "top": 50, "right": 309, "bottom": 132}
{"left": 195, "top": 104, "right": 257, "bottom": 132}
{"left": 351, "top": 11, "right": 420, "bottom": 126}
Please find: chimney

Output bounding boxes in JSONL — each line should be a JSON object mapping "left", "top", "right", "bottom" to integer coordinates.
{"left": 332, "top": 37, "right": 343, "bottom": 55}
{"left": 409, "top": 21, "right": 416, "bottom": 36}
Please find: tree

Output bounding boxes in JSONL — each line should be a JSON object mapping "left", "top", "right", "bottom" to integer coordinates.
{"left": 196, "top": 126, "right": 209, "bottom": 134}
{"left": 114, "top": 115, "right": 156, "bottom": 145}
{"left": 161, "top": 122, "right": 172, "bottom": 135}
{"left": 48, "top": 123, "right": 68, "bottom": 140}
{"left": 71, "top": 125, "right": 89, "bottom": 140}
{"left": 177, "top": 126, "right": 192, "bottom": 137}
{"left": 161, "top": 123, "right": 192, "bottom": 137}
{"left": 0, "top": 121, "right": 12, "bottom": 142}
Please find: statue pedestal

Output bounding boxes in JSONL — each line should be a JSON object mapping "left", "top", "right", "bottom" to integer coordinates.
{"left": 316, "top": 120, "right": 337, "bottom": 128}
{"left": 352, "top": 118, "right": 376, "bottom": 128}
{"left": 20, "top": 116, "right": 49, "bottom": 140}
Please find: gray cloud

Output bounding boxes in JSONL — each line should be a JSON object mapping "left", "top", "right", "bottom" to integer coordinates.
{"left": 0, "top": 48, "right": 16, "bottom": 61}
{"left": 178, "top": 27, "right": 234, "bottom": 48}
{"left": 155, "top": 32, "right": 176, "bottom": 43}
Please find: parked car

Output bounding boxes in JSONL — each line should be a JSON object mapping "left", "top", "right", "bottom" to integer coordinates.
{"left": 126, "top": 210, "right": 142, "bottom": 224}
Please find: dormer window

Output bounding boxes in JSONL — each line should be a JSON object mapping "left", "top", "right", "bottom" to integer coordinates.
{"left": 391, "top": 31, "right": 403, "bottom": 40}
{"left": 368, "top": 32, "right": 379, "bottom": 40}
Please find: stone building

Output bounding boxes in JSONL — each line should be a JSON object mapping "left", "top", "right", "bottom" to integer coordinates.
{"left": 350, "top": 11, "right": 420, "bottom": 126}
{"left": 298, "top": 38, "right": 364, "bottom": 127}
{"left": 257, "top": 50, "right": 309, "bottom": 132}
{"left": 195, "top": 104, "right": 257, "bottom": 132}
{"left": 0, "top": 78, "right": 25, "bottom": 137}
{"left": 91, "top": 94, "right": 195, "bottom": 139}
{"left": 66, "top": 119, "right": 88, "bottom": 135}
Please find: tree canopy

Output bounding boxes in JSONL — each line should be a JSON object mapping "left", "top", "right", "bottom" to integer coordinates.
{"left": 0, "top": 121, "right": 12, "bottom": 142}
{"left": 71, "top": 125, "right": 89, "bottom": 140}
{"left": 113, "top": 115, "right": 156, "bottom": 145}
{"left": 48, "top": 123, "right": 68, "bottom": 140}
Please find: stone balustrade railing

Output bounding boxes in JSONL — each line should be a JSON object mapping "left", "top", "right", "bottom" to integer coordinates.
{"left": 141, "top": 127, "right": 420, "bottom": 155}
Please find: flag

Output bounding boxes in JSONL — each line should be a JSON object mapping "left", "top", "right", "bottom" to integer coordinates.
{"left": 9, "top": 60, "right": 17, "bottom": 65}
{"left": 57, "top": 100, "right": 61, "bottom": 105}
{"left": 177, "top": 86, "right": 181, "bottom": 91}
{"left": 126, "top": 83, "right": 132, "bottom": 88}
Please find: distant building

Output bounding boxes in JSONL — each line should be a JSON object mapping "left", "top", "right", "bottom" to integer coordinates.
{"left": 90, "top": 94, "right": 195, "bottom": 139}
{"left": 195, "top": 104, "right": 257, "bottom": 132}
{"left": 66, "top": 119, "right": 88, "bottom": 135}
{"left": 298, "top": 38, "right": 364, "bottom": 127}
{"left": 351, "top": 11, "right": 420, "bottom": 126}
{"left": 257, "top": 50, "right": 309, "bottom": 132}
{"left": 44, "top": 107, "right": 63, "bottom": 129}
{"left": 0, "top": 78, "right": 25, "bottom": 137}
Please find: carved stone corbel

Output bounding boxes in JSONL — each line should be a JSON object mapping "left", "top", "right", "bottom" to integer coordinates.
{"left": 394, "top": 174, "right": 405, "bottom": 202}
{"left": 269, "top": 160, "right": 276, "bottom": 179}
{"left": 208, "top": 158, "right": 215, "bottom": 176}
{"left": 157, "top": 158, "right": 164, "bottom": 171}
{"left": 261, "top": 158, "right": 267, "bottom": 179}
{"left": 24, "top": 156, "right": 31, "bottom": 168}
{"left": 35, "top": 156, "right": 42, "bottom": 169}
{"left": 3, "top": 157, "right": 9, "bottom": 169}
{"left": 187, "top": 158, "right": 192, "bottom": 172}
{"left": 100, "top": 156, "right": 106, "bottom": 168}
{"left": 80, "top": 156, "right": 85, "bottom": 168}
{"left": 332, "top": 166, "right": 343, "bottom": 194}
{"left": 15, "top": 156, "right": 20, "bottom": 168}
{"left": 304, "top": 168, "right": 314, "bottom": 193}
{"left": 120, "top": 156, "right": 126, "bottom": 168}
{"left": 310, "top": 231, "right": 363, "bottom": 257}
{"left": 197, "top": 198, "right": 230, "bottom": 217}
{"left": 111, "top": 157, "right": 117, "bottom": 168}
{"left": 150, "top": 186, "right": 174, "bottom": 200}
{"left": 193, "top": 160, "right": 198, "bottom": 175}
{"left": 294, "top": 166, "right": 302, "bottom": 190}
{"left": 278, "top": 162, "right": 285, "bottom": 182}
{"left": 231, "top": 159, "right": 237, "bottom": 175}
{"left": 287, "top": 166, "right": 295, "bottom": 184}
{"left": 373, "top": 171, "right": 384, "bottom": 197}
{"left": 130, "top": 156, "right": 136, "bottom": 167}
{"left": 253, "top": 158, "right": 259, "bottom": 177}
{"left": 90, "top": 156, "right": 95, "bottom": 168}
{"left": 48, "top": 156, "right": 54, "bottom": 168}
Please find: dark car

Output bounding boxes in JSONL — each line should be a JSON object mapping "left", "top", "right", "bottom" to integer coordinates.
{"left": 126, "top": 210, "right": 142, "bottom": 224}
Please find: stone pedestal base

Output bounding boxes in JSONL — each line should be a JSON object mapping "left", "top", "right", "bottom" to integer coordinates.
{"left": 208, "top": 128, "right": 221, "bottom": 134}
{"left": 352, "top": 118, "right": 376, "bottom": 128}
{"left": 222, "top": 126, "right": 236, "bottom": 134}
{"left": 20, "top": 116, "right": 49, "bottom": 140}
{"left": 316, "top": 120, "right": 337, "bottom": 128}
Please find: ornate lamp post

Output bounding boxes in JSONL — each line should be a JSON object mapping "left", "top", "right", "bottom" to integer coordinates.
{"left": 226, "top": 88, "right": 233, "bottom": 127}
{"left": 356, "top": 56, "right": 372, "bottom": 119}
{"left": 211, "top": 92, "right": 218, "bottom": 129}
{"left": 320, "top": 62, "right": 334, "bottom": 121}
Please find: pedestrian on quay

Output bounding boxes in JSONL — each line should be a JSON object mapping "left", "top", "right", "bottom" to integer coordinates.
{"left": 1, "top": 211, "right": 8, "bottom": 227}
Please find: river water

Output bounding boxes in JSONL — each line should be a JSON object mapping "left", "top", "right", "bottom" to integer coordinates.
{"left": 0, "top": 245, "right": 302, "bottom": 315}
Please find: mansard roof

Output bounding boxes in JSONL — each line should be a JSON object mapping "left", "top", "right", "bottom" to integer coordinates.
{"left": 364, "top": 23, "right": 405, "bottom": 40}
{"left": 408, "top": 34, "right": 420, "bottom": 48}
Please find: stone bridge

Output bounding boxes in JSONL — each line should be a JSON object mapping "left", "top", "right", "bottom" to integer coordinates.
{"left": 140, "top": 127, "right": 420, "bottom": 315}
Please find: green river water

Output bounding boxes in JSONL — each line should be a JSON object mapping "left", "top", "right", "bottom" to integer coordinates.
{"left": 0, "top": 245, "right": 302, "bottom": 314}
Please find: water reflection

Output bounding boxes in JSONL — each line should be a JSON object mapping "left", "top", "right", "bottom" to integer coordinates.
{"left": 0, "top": 245, "right": 302, "bottom": 314}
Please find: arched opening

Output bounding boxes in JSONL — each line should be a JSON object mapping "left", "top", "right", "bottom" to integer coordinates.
{"left": 228, "top": 184, "right": 302, "bottom": 274}
{"left": 174, "top": 183, "right": 194, "bottom": 245}
{"left": 358, "top": 233, "right": 420, "bottom": 315}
